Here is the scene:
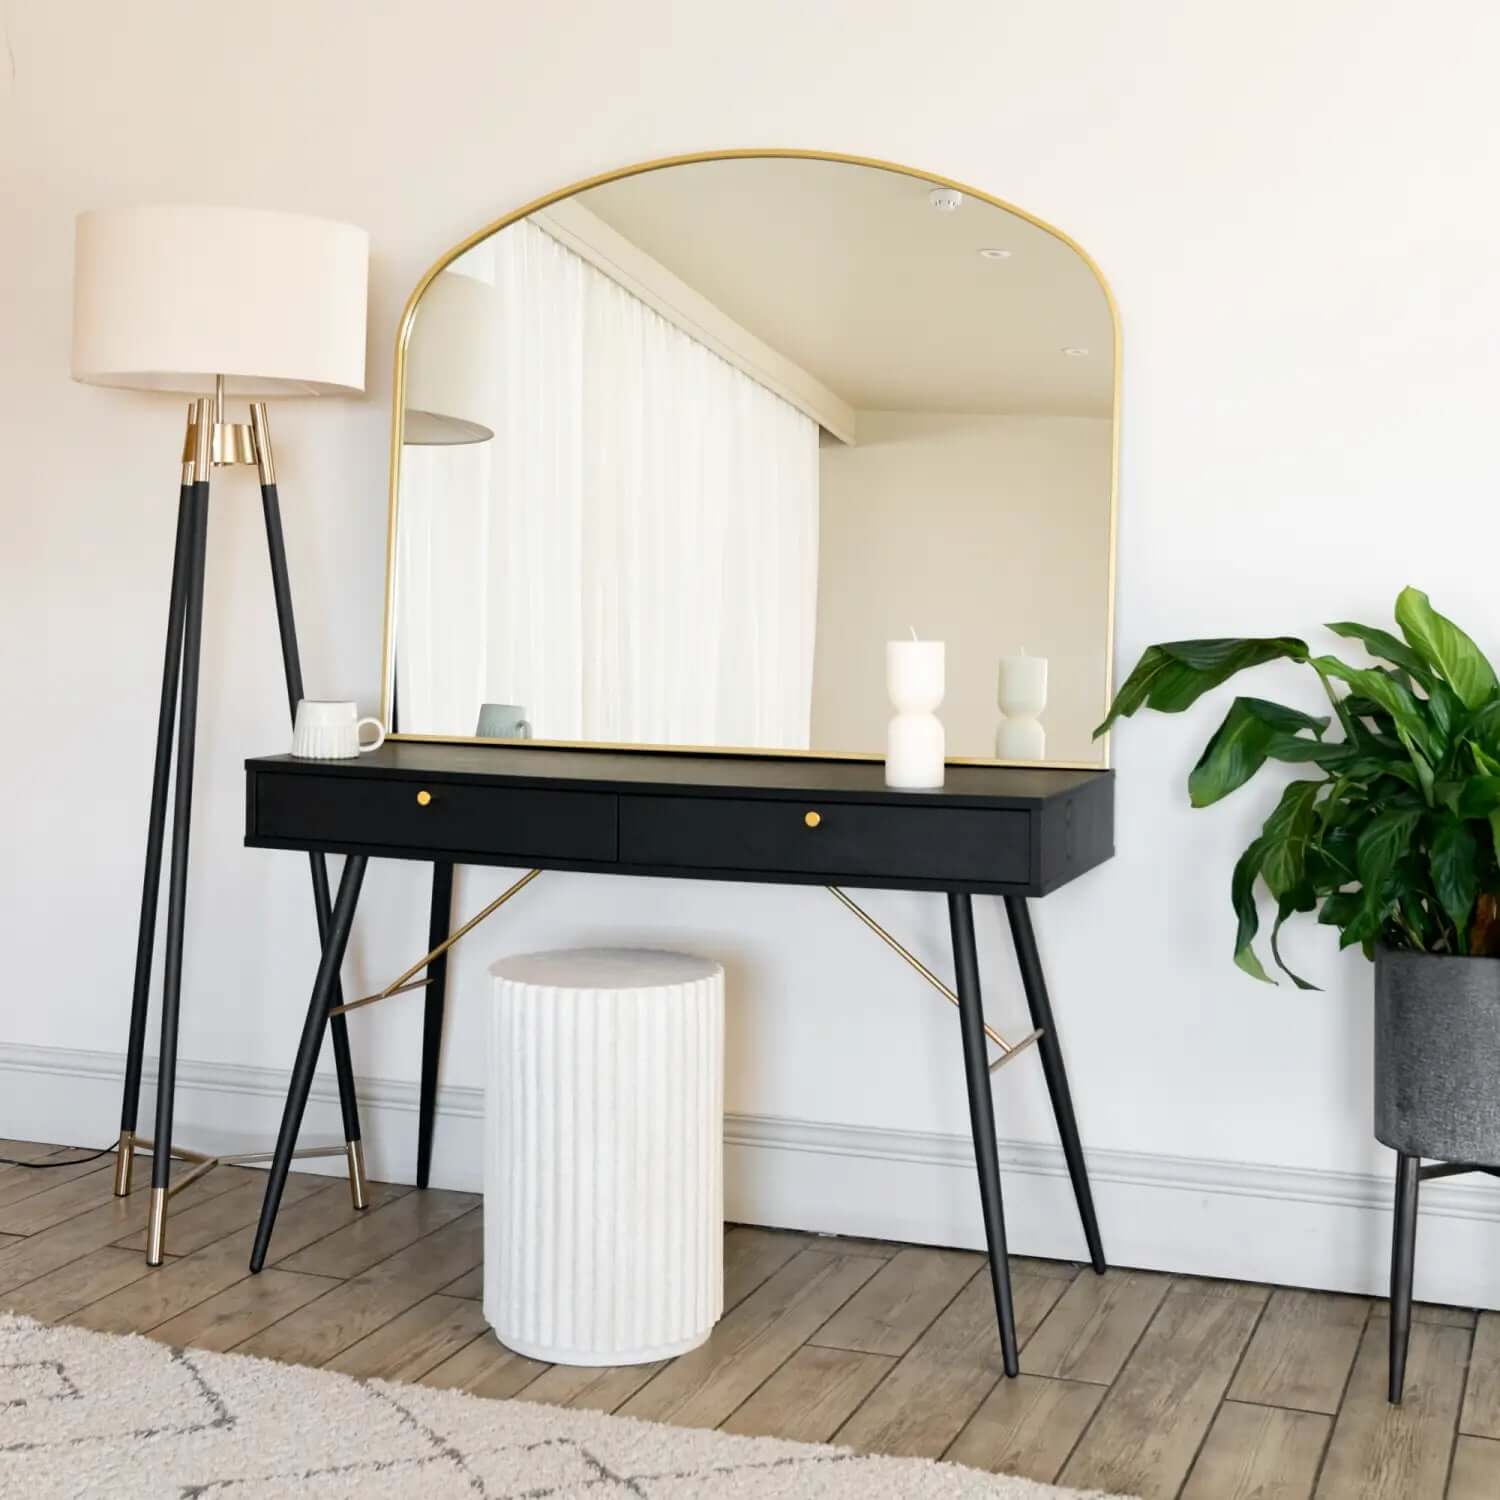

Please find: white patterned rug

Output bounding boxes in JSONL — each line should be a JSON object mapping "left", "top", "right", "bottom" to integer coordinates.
{"left": 0, "top": 1314, "right": 1130, "bottom": 1498}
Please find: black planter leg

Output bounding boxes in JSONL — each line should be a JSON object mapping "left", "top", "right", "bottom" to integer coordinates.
{"left": 1389, "top": 1151, "right": 1420, "bottom": 1404}
{"left": 417, "top": 861, "right": 455, "bottom": 1189}
{"left": 250, "top": 854, "right": 369, "bottom": 1273}
{"left": 258, "top": 445, "right": 367, "bottom": 1210}
{"left": 1004, "top": 895, "right": 1106, "bottom": 1273}
{"left": 949, "top": 891, "right": 1020, "bottom": 1377}
{"left": 145, "top": 474, "right": 211, "bottom": 1265}
{"left": 116, "top": 479, "right": 194, "bottom": 1198}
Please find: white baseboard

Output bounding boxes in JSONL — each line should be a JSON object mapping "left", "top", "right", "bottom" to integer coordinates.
{"left": 4, "top": 1040, "right": 1499, "bottom": 1309}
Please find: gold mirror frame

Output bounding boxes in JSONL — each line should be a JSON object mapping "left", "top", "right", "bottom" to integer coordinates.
{"left": 380, "top": 148, "right": 1120, "bottom": 769}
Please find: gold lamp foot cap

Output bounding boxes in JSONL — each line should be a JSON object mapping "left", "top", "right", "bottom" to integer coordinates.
{"left": 145, "top": 1187, "right": 167, "bottom": 1266}
{"left": 113, "top": 1130, "right": 135, "bottom": 1197}
{"left": 346, "top": 1139, "right": 369, "bottom": 1211}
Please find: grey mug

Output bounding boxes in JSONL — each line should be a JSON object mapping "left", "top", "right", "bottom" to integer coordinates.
{"left": 476, "top": 703, "right": 533, "bottom": 740}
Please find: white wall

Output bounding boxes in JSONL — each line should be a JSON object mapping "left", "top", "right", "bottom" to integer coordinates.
{"left": 5, "top": 0, "right": 1500, "bottom": 1306}
{"left": 813, "top": 411, "right": 1111, "bottom": 760}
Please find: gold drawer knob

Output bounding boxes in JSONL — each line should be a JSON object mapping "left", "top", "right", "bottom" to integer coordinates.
{"left": 416, "top": 789, "right": 433, "bottom": 807}
{"left": 804, "top": 810, "right": 821, "bottom": 828}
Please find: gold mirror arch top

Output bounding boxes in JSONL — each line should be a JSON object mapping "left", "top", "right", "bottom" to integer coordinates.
{"left": 380, "top": 148, "right": 1120, "bottom": 770}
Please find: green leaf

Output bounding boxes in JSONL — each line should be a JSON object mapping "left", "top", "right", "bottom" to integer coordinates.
{"left": 1187, "top": 697, "right": 1328, "bottom": 807}
{"left": 1352, "top": 806, "right": 1424, "bottom": 937}
{"left": 1395, "top": 587, "right": 1498, "bottom": 711}
{"left": 1308, "top": 821, "right": 1360, "bottom": 885}
{"left": 1311, "top": 656, "right": 1438, "bottom": 779}
{"left": 1260, "top": 780, "right": 1323, "bottom": 899}
{"left": 1425, "top": 680, "right": 1461, "bottom": 744}
{"left": 1395, "top": 728, "right": 1436, "bottom": 807}
{"left": 1263, "top": 736, "right": 1361, "bottom": 770}
{"left": 1326, "top": 621, "right": 1436, "bottom": 688}
{"left": 1270, "top": 899, "right": 1320, "bottom": 989}
{"left": 1467, "top": 700, "right": 1500, "bottom": 756}
{"left": 1430, "top": 815, "right": 1479, "bottom": 943}
{"left": 1338, "top": 756, "right": 1419, "bottom": 788}
{"left": 1455, "top": 777, "right": 1500, "bottom": 819}
{"left": 1318, "top": 891, "right": 1362, "bottom": 927}
{"left": 1230, "top": 836, "right": 1273, "bottom": 983}
{"left": 1095, "top": 638, "right": 1310, "bottom": 736}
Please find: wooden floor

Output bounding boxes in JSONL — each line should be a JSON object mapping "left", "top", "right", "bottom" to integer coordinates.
{"left": 2, "top": 1139, "right": 1498, "bottom": 1499}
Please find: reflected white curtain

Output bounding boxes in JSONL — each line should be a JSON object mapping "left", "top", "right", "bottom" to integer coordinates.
{"left": 396, "top": 220, "right": 819, "bottom": 748}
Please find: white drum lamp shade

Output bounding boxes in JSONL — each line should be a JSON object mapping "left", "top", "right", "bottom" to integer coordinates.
{"left": 403, "top": 271, "right": 498, "bottom": 444}
{"left": 71, "top": 205, "right": 368, "bottom": 395}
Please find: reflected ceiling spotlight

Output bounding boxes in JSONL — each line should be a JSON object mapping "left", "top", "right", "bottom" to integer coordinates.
{"left": 1061, "top": 347, "right": 1089, "bottom": 357}
{"left": 928, "top": 187, "right": 964, "bottom": 212}
{"left": 977, "top": 247, "right": 1013, "bottom": 260}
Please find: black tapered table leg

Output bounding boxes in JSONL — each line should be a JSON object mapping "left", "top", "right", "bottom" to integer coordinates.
{"left": 1004, "top": 895, "right": 1106, "bottom": 1274}
{"left": 260, "top": 471, "right": 366, "bottom": 1208}
{"left": 117, "top": 481, "right": 195, "bottom": 1198}
{"left": 949, "top": 891, "right": 1020, "bottom": 1377}
{"left": 417, "top": 861, "right": 455, "bottom": 1189}
{"left": 251, "top": 854, "right": 369, "bottom": 1273}
{"left": 1389, "top": 1151, "right": 1420, "bottom": 1404}
{"left": 145, "top": 477, "right": 211, "bottom": 1265}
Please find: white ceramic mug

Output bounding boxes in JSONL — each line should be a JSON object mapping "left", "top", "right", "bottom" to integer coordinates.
{"left": 292, "top": 700, "right": 386, "bottom": 760}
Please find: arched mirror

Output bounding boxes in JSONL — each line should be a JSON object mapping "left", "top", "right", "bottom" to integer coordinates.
{"left": 381, "top": 151, "right": 1118, "bottom": 768}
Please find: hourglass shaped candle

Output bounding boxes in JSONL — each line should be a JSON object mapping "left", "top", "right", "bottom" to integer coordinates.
{"left": 886, "top": 634, "right": 945, "bottom": 789}
{"left": 996, "top": 652, "right": 1048, "bottom": 760}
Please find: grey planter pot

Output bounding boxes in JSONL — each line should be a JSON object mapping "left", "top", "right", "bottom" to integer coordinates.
{"left": 1374, "top": 946, "right": 1500, "bottom": 1164}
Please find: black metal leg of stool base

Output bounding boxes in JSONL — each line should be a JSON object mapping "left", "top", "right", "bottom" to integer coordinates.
{"left": 145, "top": 476, "right": 211, "bottom": 1265}
{"left": 949, "top": 890, "right": 1020, "bottom": 1377}
{"left": 417, "top": 861, "right": 455, "bottom": 1189}
{"left": 250, "top": 855, "right": 369, "bottom": 1273}
{"left": 116, "top": 481, "right": 194, "bottom": 1199}
{"left": 1389, "top": 1151, "right": 1420, "bottom": 1404}
{"left": 259, "top": 466, "right": 367, "bottom": 1211}
{"left": 1004, "top": 895, "right": 1107, "bottom": 1274}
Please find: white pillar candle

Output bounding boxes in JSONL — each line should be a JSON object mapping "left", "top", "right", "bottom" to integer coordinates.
{"left": 996, "top": 652, "right": 1048, "bottom": 760}
{"left": 886, "top": 638, "right": 946, "bottom": 789}
{"left": 887, "top": 639, "right": 945, "bottom": 711}
{"left": 997, "top": 654, "right": 1047, "bottom": 717}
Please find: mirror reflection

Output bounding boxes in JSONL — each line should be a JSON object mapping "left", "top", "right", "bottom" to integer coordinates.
{"left": 388, "top": 155, "right": 1115, "bottom": 765}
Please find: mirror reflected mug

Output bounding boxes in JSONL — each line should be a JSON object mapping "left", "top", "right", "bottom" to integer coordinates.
{"left": 292, "top": 700, "right": 386, "bottom": 760}
{"left": 477, "top": 703, "right": 533, "bottom": 739}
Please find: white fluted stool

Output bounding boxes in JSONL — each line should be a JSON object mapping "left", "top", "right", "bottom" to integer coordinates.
{"left": 485, "top": 948, "right": 725, "bottom": 1365}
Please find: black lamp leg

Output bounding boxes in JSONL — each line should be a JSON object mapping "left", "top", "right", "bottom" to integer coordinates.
{"left": 1004, "top": 895, "right": 1107, "bottom": 1273}
{"left": 144, "top": 473, "right": 211, "bottom": 1266}
{"left": 1389, "top": 1151, "right": 1420, "bottom": 1404}
{"left": 416, "top": 861, "right": 455, "bottom": 1189}
{"left": 116, "top": 481, "right": 195, "bottom": 1198}
{"left": 259, "top": 456, "right": 367, "bottom": 1210}
{"left": 251, "top": 854, "right": 368, "bottom": 1273}
{"left": 949, "top": 891, "right": 1020, "bottom": 1377}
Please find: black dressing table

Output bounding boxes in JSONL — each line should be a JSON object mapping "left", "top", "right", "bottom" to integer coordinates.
{"left": 242, "top": 742, "right": 1114, "bottom": 1376}
{"left": 230, "top": 145, "right": 1126, "bottom": 1380}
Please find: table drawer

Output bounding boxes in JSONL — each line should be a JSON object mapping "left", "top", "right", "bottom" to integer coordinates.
{"left": 252, "top": 772, "right": 617, "bottom": 862}
{"left": 620, "top": 794, "right": 1029, "bottom": 885}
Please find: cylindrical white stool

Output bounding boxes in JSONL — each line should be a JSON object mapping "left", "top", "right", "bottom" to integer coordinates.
{"left": 485, "top": 948, "right": 725, "bottom": 1365}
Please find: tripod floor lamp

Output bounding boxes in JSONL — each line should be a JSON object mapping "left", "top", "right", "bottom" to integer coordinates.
{"left": 71, "top": 205, "right": 370, "bottom": 1264}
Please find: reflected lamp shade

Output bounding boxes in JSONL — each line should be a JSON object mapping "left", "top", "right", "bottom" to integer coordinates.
{"left": 71, "top": 205, "right": 368, "bottom": 395}
{"left": 403, "top": 271, "right": 498, "bottom": 445}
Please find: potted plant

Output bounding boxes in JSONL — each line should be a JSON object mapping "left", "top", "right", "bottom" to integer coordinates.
{"left": 1097, "top": 586, "right": 1500, "bottom": 1404}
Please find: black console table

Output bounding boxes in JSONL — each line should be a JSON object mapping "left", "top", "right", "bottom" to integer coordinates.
{"left": 241, "top": 742, "right": 1114, "bottom": 1376}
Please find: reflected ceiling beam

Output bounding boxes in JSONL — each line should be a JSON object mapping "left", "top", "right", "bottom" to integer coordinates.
{"left": 534, "top": 198, "right": 857, "bottom": 445}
